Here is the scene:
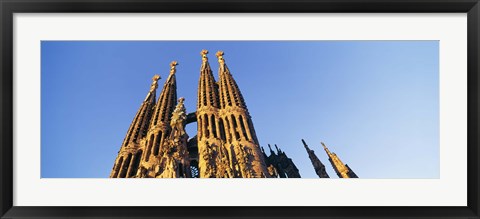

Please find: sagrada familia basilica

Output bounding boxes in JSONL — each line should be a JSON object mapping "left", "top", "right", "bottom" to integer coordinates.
{"left": 109, "top": 50, "right": 358, "bottom": 178}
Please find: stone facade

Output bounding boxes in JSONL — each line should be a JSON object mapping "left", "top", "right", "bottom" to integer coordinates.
{"left": 109, "top": 50, "right": 357, "bottom": 178}
{"left": 110, "top": 51, "right": 269, "bottom": 178}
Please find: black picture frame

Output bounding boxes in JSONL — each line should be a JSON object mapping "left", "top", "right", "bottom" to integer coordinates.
{"left": 1, "top": 0, "right": 479, "bottom": 218}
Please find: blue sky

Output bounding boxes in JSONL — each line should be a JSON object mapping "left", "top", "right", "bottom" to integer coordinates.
{"left": 41, "top": 41, "right": 439, "bottom": 178}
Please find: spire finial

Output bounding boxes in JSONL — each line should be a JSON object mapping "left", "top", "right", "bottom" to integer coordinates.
{"left": 321, "top": 142, "right": 332, "bottom": 155}
{"left": 170, "top": 61, "right": 178, "bottom": 74}
{"left": 216, "top": 51, "right": 225, "bottom": 64}
{"left": 302, "top": 139, "right": 310, "bottom": 150}
{"left": 149, "top": 74, "right": 161, "bottom": 92}
{"left": 201, "top": 49, "right": 209, "bottom": 62}
{"left": 321, "top": 142, "right": 327, "bottom": 150}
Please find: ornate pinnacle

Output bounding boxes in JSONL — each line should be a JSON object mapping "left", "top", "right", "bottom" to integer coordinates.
{"left": 149, "top": 74, "right": 161, "bottom": 92}
{"left": 216, "top": 51, "right": 225, "bottom": 64}
{"left": 170, "top": 61, "right": 178, "bottom": 74}
{"left": 152, "top": 74, "right": 161, "bottom": 82}
{"left": 201, "top": 49, "right": 209, "bottom": 62}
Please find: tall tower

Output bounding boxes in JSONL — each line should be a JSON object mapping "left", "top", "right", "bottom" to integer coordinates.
{"left": 196, "top": 50, "right": 233, "bottom": 178}
{"left": 140, "top": 61, "right": 179, "bottom": 176}
{"left": 216, "top": 51, "right": 269, "bottom": 178}
{"left": 322, "top": 142, "right": 358, "bottom": 178}
{"left": 302, "top": 139, "right": 329, "bottom": 178}
{"left": 110, "top": 75, "right": 160, "bottom": 178}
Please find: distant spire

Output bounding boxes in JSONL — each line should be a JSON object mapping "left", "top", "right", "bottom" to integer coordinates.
{"left": 321, "top": 142, "right": 332, "bottom": 156}
{"left": 268, "top": 144, "right": 275, "bottom": 155}
{"left": 322, "top": 142, "right": 358, "bottom": 178}
{"left": 302, "top": 139, "right": 310, "bottom": 150}
{"left": 302, "top": 139, "right": 329, "bottom": 178}
{"left": 275, "top": 144, "right": 281, "bottom": 153}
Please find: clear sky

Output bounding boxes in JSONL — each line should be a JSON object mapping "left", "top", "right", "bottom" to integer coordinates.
{"left": 41, "top": 41, "right": 439, "bottom": 178}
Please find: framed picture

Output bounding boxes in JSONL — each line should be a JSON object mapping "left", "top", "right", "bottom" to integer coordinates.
{"left": 1, "top": 0, "right": 479, "bottom": 218}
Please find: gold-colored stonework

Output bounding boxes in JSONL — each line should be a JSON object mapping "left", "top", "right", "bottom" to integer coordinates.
{"left": 110, "top": 51, "right": 270, "bottom": 178}
{"left": 321, "top": 142, "right": 358, "bottom": 178}
{"left": 110, "top": 50, "right": 357, "bottom": 178}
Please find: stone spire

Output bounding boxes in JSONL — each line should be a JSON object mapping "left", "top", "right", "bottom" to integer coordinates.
{"left": 110, "top": 75, "right": 160, "bottom": 178}
{"left": 121, "top": 75, "right": 160, "bottom": 146}
{"left": 198, "top": 49, "right": 220, "bottom": 109}
{"left": 216, "top": 51, "right": 247, "bottom": 109}
{"left": 142, "top": 61, "right": 178, "bottom": 166}
{"left": 322, "top": 142, "right": 358, "bottom": 178}
{"left": 150, "top": 61, "right": 179, "bottom": 127}
{"left": 302, "top": 139, "right": 329, "bottom": 178}
{"left": 196, "top": 50, "right": 232, "bottom": 178}
{"left": 216, "top": 51, "right": 269, "bottom": 178}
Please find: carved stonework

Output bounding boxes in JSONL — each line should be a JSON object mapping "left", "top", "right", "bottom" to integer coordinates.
{"left": 113, "top": 51, "right": 361, "bottom": 179}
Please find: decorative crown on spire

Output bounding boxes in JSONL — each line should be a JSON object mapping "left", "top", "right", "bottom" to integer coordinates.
{"left": 149, "top": 74, "right": 161, "bottom": 92}
{"left": 201, "top": 49, "right": 209, "bottom": 62}
{"left": 170, "top": 61, "right": 178, "bottom": 74}
{"left": 216, "top": 51, "right": 225, "bottom": 64}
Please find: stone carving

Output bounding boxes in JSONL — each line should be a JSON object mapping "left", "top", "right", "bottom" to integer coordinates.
{"left": 170, "top": 97, "right": 187, "bottom": 138}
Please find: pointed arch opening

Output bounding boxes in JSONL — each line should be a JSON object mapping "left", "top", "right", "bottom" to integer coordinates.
{"left": 145, "top": 134, "right": 154, "bottom": 162}
{"left": 239, "top": 115, "right": 249, "bottom": 141}
{"left": 224, "top": 116, "right": 232, "bottom": 143}
{"left": 153, "top": 131, "right": 162, "bottom": 156}
{"left": 128, "top": 150, "right": 143, "bottom": 177}
{"left": 211, "top": 115, "right": 217, "bottom": 138}
{"left": 119, "top": 153, "right": 132, "bottom": 178}
{"left": 204, "top": 114, "right": 210, "bottom": 138}
{"left": 112, "top": 156, "right": 124, "bottom": 178}
{"left": 218, "top": 118, "right": 226, "bottom": 141}
{"left": 231, "top": 114, "right": 240, "bottom": 140}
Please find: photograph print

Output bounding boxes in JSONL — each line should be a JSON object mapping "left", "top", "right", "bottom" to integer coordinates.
{"left": 41, "top": 41, "right": 439, "bottom": 178}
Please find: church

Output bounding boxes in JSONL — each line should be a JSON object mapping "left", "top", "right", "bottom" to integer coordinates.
{"left": 109, "top": 50, "right": 357, "bottom": 178}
